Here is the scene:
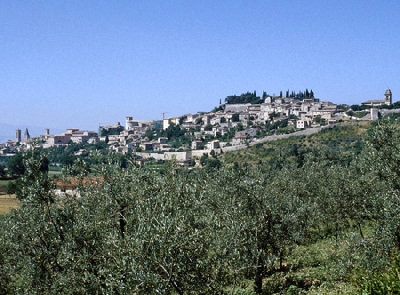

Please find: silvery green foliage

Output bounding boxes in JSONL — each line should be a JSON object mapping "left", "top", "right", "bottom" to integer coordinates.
{"left": 361, "top": 117, "right": 400, "bottom": 259}
{"left": 1, "top": 157, "right": 313, "bottom": 294}
{"left": 2, "top": 118, "right": 400, "bottom": 294}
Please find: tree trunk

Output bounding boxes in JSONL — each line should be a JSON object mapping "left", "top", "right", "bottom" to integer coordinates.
{"left": 279, "top": 250, "right": 284, "bottom": 271}
{"left": 358, "top": 223, "right": 364, "bottom": 239}
{"left": 119, "top": 205, "right": 127, "bottom": 239}
{"left": 254, "top": 255, "right": 264, "bottom": 294}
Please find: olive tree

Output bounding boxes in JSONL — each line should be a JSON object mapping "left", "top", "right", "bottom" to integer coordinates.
{"left": 204, "top": 164, "right": 311, "bottom": 294}
{"left": 359, "top": 117, "right": 400, "bottom": 257}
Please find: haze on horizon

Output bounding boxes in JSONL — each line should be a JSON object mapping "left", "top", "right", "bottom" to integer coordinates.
{"left": 1, "top": 1, "right": 399, "bottom": 134}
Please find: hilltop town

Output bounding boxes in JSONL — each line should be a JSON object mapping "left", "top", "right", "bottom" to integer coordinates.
{"left": 1, "top": 89, "right": 398, "bottom": 164}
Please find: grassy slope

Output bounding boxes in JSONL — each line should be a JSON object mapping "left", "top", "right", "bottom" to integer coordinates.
{"left": 261, "top": 237, "right": 359, "bottom": 294}
{"left": 222, "top": 121, "right": 371, "bottom": 166}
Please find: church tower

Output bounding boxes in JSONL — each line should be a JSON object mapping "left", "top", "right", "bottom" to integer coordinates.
{"left": 384, "top": 89, "right": 392, "bottom": 105}
{"left": 24, "top": 128, "right": 31, "bottom": 142}
{"left": 16, "top": 129, "right": 21, "bottom": 143}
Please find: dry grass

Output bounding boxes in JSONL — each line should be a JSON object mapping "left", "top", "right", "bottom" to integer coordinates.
{"left": 0, "top": 194, "right": 19, "bottom": 214}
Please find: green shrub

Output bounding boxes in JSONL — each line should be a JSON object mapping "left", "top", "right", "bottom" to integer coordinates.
{"left": 358, "top": 255, "right": 400, "bottom": 295}
{"left": 6, "top": 180, "right": 17, "bottom": 194}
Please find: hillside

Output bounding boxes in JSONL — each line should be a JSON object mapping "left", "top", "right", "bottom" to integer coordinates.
{"left": 222, "top": 121, "right": 371, "bottom": 167}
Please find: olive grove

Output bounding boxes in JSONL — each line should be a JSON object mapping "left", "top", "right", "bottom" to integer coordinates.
{"left": 1, "top": 117, "right": 400, "bottom": 294}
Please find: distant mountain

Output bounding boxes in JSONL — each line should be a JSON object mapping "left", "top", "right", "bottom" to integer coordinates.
{"left": 0, "top": 123, "right": 62, "bottom": 144}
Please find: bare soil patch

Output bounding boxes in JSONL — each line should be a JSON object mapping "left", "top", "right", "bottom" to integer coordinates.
{"left": 0, "top": 195, "right": 18, "bottom": 214}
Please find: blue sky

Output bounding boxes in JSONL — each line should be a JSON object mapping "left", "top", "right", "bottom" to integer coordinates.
{"left": 1, "top": 0, "right": 399, "bottom": 137}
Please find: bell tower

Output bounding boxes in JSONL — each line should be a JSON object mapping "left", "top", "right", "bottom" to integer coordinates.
{"left": 16, "top": 129, "right": 21, "bottom": 143}
{"left": 384, "top": 89, "right": 392, "bottom": 105}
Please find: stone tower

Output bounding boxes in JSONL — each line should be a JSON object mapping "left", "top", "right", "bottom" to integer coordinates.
{"left": 384, "top": 89, "right": 392, "bottom": 105}
{"left": 16, "top": 129, "right": 21, "bottom": 143}
{"left": 24, "top": 128, "right": 31, "bottom": 142}
{"left": 125, "top": 116, "right": 134, "bottom": 130}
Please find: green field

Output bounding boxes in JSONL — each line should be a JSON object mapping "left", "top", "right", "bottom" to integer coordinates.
{"left": 0, "top": 179, "right": 10, "bottom": 193}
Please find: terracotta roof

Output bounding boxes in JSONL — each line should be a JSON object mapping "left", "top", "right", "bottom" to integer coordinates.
{"left": 53, "top": 177, "right": 104, "bottom": 190}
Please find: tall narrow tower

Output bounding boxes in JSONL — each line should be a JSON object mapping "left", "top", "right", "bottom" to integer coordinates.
{"left": 125, "top": 116, "right": 133, "bottom": 130}
{"left": 43, "top": 128, "right": 50, "bottom": 140}
{"left": 24, "top": 128, "right": 31, "bottom": 142}
{"left": 384, "top": 89, "right": 392, "bottom": 105}
{"left": 16, "top": 129, "right": 21, "bottom": 143}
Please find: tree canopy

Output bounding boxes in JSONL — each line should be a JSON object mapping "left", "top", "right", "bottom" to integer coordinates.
{"left": 224, "top": 91, "right": 263, "bottom": 104}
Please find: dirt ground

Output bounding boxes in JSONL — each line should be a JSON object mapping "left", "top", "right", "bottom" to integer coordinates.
{"left": 0, "top": 195, "right": 19, "bottom": 214}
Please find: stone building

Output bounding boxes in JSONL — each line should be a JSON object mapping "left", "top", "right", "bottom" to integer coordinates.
{"left": 23, "top": 128, "right": 31, "bottom": 142}
{"left": 362, "top": 89, "right": 393, "bottom": 106}
{"left": 16, "top": 129, "right": 21, "bottom": 143}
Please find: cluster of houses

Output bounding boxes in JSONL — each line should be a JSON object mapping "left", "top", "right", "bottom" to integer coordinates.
{"left": 1, "top": 90, "right": 396, "bottom": 162}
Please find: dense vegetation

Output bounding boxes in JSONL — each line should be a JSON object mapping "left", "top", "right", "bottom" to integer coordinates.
{"left": 224, "top": 89, "right": 315, "bottom": 105}
{"left": 225, "top": 91, "right": 264, "bottom": 105}
{"left": 1, "top": 116, "right": 400, "bottom": 294}
{"left": 223, "top": 121, "right": 370, "bottom": 167}
{"left": 99, "top": 125, "right": 125, "bottom": 137}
